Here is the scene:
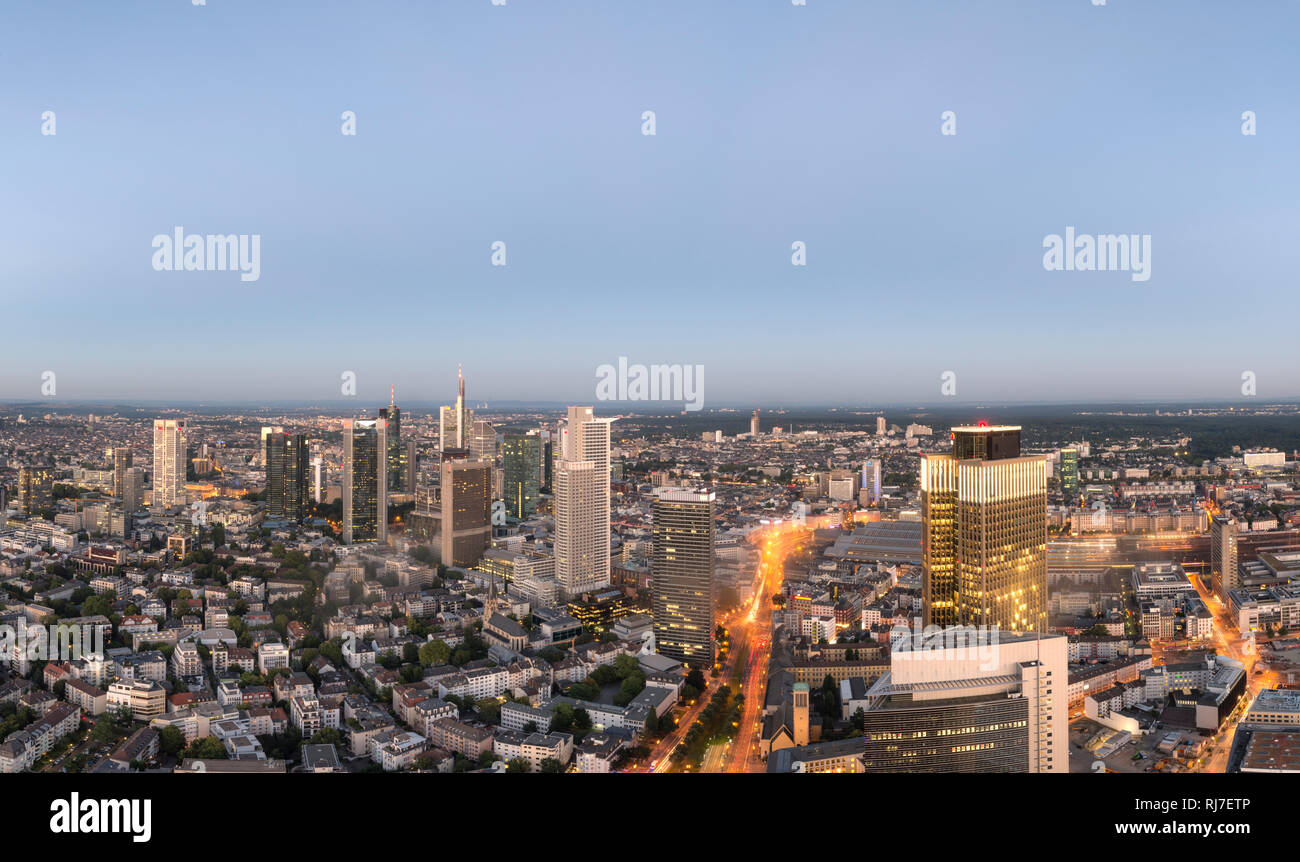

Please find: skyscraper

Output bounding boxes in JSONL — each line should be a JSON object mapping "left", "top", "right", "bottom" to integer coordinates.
{"left": 502, "top": 433, "right": 541, "bottom": 520}
{"left": 112, "top": 447, "right": 132, "bottom": 498}
{"left": 921, "top": 425, "right": 1048, "bottom": 633}
{"left": 439, "top": 457, "right": 492, "bottom": 567}
{"left": 379, "top": 389, "right": 404, "bottom": 495}
{"left": 122, "top": 466, "right": 145, "bottom": 514}
{"left": 344, "top": 418, "right": 387, "bottom": 545}
{"left": 439, "top": 366, "right": 473, "bottom": 452}
{"left": 750, "top": 409, "right": 760, "bottom": 436}
{"left": 311, "top": 455, "right": 323, "bottom": 503}
{"left": 152, "top": 419, "right": 186, "bottom": 509}
{"left": 265, "top": 431, "right": 309, "bottom": 523}
{"left": 1211, "top": 514, "right": 1239, "bottom": 600}
{"left": 554, "top": 406, "right": 613, "bottom": 598}
{"left": 652, "top": 487, "right": 716, "bottom": 666}
{"left": 1059, "top": 446, "right": 1078, "bottom": 501}
{"left": 405, "top": 438, "right": 418, "bottom": 493}
{"left": 17, "top": 465, "right": 54, "bottom": 516}
{"left": 861, "top": 459, "right": 882, "bottom": 505}
{"left": 469, "top": 419, "right": 497, "bottom": 464}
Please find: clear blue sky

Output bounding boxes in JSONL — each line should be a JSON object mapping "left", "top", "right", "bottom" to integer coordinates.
{"left": 3, "top": 1, "right": 1297, "bottom": 406}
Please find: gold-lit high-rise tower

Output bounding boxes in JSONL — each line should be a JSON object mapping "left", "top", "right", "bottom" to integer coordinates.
{"left": 921, "top": 425, "right": 1047, "bottom": 633}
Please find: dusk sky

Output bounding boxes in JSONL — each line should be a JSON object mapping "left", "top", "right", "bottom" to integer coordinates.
{"left": 3, "top": 1, "right": 1298, "bottom": 406}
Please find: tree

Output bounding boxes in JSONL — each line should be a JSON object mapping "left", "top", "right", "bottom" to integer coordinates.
{"left": 475, "top": 698, "right": 502, "bottom": 725}
{"left": 418, "top": 639, "right": 451, "bottom": 667}
{"left": 539, "top": 757, "right": 564, "bottom": 773}
{"left": 181, "top": 736, "right": 228, "bottom": 760}
{"left": 506, "top": 757, "right": 531, "bottom": 773}
{"left": 158, "top": 725, "right": 186, "bottom": 757}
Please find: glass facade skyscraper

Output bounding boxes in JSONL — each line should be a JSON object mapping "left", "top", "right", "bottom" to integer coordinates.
{"left": 265, "top": 431, "right": 309, "bottom": 523}
{"left": 502, "top": 433, "right": 541, "bottom": 519}
{"left": 652, "top": 487, "right": 716, "bottom": 667}
{"left": 921, "top": 426, "right": 1048, "bottom": 633}
{"left": 344, "top": 418, "right": 387, "bottom": 545}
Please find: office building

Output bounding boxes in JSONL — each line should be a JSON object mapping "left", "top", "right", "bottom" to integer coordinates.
{"left": 344, "top": 418, "right": 387, "bottom": 545}
{"left": 112, "top": 447, "right": 132, "bottom": 498}
{"left": 379, "top": 390, "right": 405, "bottom": 494}
{"left": 469, "top": 419, "right": 497, "bottom": 464}
{"left": 554, "top": 406, "right": 613, "bottom": 598}
{"left": 921, "top": 425, "right": 1048, "bottom": 633}
{"left": 651, "top": 487, "right": 716, "bottom": 666}
{"left": 121, "top": 466, "right": 145, "bottom": 514}
{"left": 1059, "top": 447, "right": 1078, "bottom": 500}
{"left": 439, "top": 366, "right": 472, "bottom": 452}
{"left": 502, "top": 433, "right": 542, "bottom": 520}
{"left": 265, "top": 431, "right": 309, "bottom": 523}
{"left": 440, "top": 457, "right": 492, "bottom": 567}
{"left": 860, "top": 629, "right": 1067, "bottom": 773}
{"left": 17, "top": 465, "right": 54, "bottom": 516}
{"left": 1212, "top": 514, "right": 1239, "bottom": 600}
{"left": 151, "top": 419, "right": 186, "bottom": 508}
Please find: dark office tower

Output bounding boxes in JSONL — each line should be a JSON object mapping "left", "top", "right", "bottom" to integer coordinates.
{"left": 379, "top": 389, "right": 404, "bottom": 495}
{"left": 113, "top": 448, "right": 132, "bottom": 497}
{"left": 440, "top": 458, "right": 492, "bottom": 567}
{"left": 502, "top": 433, "right": 541, "bottom": 519}
{"left": 1059, "top": 447, "right": 1078, "bottom": 501}
{"left": 921, "top": 425, "right": 1048, "bottom": 633}
{"left": 1211, "top": 515, "right": 1239, "bottom": 600}
{"left": 541, "top": 433, "right": 554, "bottom": 492}
{"left": 652, "top": 487, "right": 716, "bottom": 667}
{"left": 266, "top": 432, "right": 309, "bottom": 523}
{"left": 344, "top": 418, "right": 388, "bottom": 545}
{"left": 405, "top": 438, "right": 418, "bottom": 493}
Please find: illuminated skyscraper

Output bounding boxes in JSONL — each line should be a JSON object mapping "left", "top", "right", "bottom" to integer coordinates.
{"left": 1059, "top": 447, "right": 1078, "bottom": 501}
{"left": 750, "top": 409, "right": 760, "bottom": 436}
{"left": 502, "top": 433, "right": 541, "bottom": 519}
{"left": 554, "top": 406, "right": 613, "bottom": 598}
{"left": 652, "top": 487, "right": 716, "bottom": 666}
{"left": 17, "top": 465, "right": 54, "bottom": 516}
{"left": 152, "top": 419, "right": 186, "bottom": 508}
{"left": 344, "top": 418, "right": 387, "bottom": 544}
{"left": 921, "top": 425, "right": 1048, "bottom": 633}
{"left": 311, "top": 456, "right": 323, "bottom": 503}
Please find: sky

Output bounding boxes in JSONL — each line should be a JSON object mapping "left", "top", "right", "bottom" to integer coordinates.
{"left": 2, "top": 1, "right": 1298, "bottom": 408}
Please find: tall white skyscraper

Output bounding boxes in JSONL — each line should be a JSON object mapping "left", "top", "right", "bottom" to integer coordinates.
{"left": 311, "top": 456, "right": 323, "bottom": 504}
{"left": 439, "top": 365, "right": 473, "bottom": 451}
{"left": 469, "top": 418, "right": 497, "bottom": 463}
{"left": 151, "top": 419, "right": 186, "bottom": 508}
{"left": 554, "top": 406, "right": 613, "bottom": 598}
